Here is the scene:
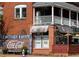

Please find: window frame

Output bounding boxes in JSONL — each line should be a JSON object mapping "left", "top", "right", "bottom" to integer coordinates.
{"left": 34, "top": 32, "right": 49, "bottom": 49}
{"left": 14, "top": 5, "right": 27, "bottom": 19}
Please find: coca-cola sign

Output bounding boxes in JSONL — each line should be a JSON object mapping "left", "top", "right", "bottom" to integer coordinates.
{"left": 6, "top": 40, "right": 24, "bottom": 49}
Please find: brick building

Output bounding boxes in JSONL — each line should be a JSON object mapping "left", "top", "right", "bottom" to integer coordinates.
{"left": 0, "top": 2, "right": 33, "bottom": 54}
{"left": 0, "top": 2, "right": 79, "bottom": 56}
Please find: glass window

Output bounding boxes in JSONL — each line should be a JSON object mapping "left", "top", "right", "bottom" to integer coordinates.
{"left": 34, "top": 32, "right": 49, "bottom": 48}
{"left": 22, "top": 8, "right": 26, "bottom": 17}
{"left": 42, "top": 39, "right": 49, "bottom": 48}
{"left": 15, "top": 8, "right": 20, "bottom": 18}
{"left": 15, "top": 5, "right": 27, "bottom": 19}
{"left": 54, "top": 7, "right": 61, "bottom": 16}
{"left": 35, "top": 38, "right": 41, "bottom": 48}
{"left": 42, "top": 36, "right": 49, "bottom": 48}
{"left": 71, "top": 11, "right": 77, "bottom": 20}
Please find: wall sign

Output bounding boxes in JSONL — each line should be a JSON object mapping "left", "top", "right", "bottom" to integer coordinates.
{"left": 0, "top": 34, "right": 32, "bottom": 39}
{"left": 7, "top": 40, "right": 24, "bottom": 49}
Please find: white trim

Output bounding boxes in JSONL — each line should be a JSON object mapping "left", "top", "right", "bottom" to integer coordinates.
{"left": 52, "top": 6, "right": 54, "bottom": 24}
{"left": 20, "top": 8, "right": 22, "bottom": 18}
{"left": 15, "top": 5, "right": 27, "bottom": 8}
{"left": 14, "top": 5, "right": 27, "bottom": 19}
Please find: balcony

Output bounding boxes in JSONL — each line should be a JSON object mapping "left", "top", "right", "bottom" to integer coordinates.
{"left": 71, "top": 19, "right": 77, "bottom": 26}
{"left": 54, "top": 16, "right": 61, "bottom": 24}
{"left": 54, "top": 16, "right": 69, "bottom": 26}
{"left": 63, "top": 18, "right": 69, "bottom": 26}
{"left": 35, "top": 15, "right": 70, "bottom": 26}
{"left": 35, "top": 16, "right": 52, "bottom": 25}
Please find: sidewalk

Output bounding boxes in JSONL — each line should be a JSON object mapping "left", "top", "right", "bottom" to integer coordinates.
{"left": 0, "top": 54, "right": 79, "bottom": 57}
{"left": 0, "top": 54, "right": 33, "bottom": 57}
{"left": 0, "top": 54, "right": 43, "bottom": 57}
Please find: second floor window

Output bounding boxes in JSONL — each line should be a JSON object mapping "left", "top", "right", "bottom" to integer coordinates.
{"left": 15, "top": 5, "right": 27, "bottom": 19}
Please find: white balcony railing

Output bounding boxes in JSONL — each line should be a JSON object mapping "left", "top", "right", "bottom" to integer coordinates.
{"left": 71, "top": 19, "right": 77, "bottom": 26}
{"left": 77, "top": 22, "right": 79, "bottom": 27}
{"left": 35, "top": 16, "right": 52, "bottom": 25}
{"left": 54, "top": 16, "right": 61, "bottom": 24}
{"left": 35, "top": 15, "right": 78, "bottom": 26}
{"left": 63, "top": 18, "right": 69, "bottom": 26}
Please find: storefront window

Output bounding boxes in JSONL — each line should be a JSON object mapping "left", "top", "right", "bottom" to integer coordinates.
{"left": 35, "top": 37, "right": 41, "bottom": 48}
{"left": 34, "top": 32, "right": 49, "bottom": 48}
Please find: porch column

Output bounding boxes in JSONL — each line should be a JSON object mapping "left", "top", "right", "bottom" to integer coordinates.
{"left": 49, "top": 25, "right": 55, "bottom": 54}
{"left": 69, "top": 10, "right": 71, "bottom": 26}
{"left": 52, "top": 6, "right": 54, "bottom": 24}
{"left": 61, "top": 8, "right": 63, "bottom": 25}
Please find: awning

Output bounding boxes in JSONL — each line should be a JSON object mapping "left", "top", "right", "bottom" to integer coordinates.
{"left": 56, "top": 25, "right": 73, "bottom": 33}
{"left": 30, "top": 26, "right": 48, "bottom": 33}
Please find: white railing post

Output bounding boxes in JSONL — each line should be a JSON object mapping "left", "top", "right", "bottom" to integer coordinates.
{"left": 69, "top": 10, "right": 71, "bottom": 26}
{"left": 52, "top": 6, "right": 54, "bottom": 24}
{"left": 61, "top": 8, "right": 63, "bottom": 25}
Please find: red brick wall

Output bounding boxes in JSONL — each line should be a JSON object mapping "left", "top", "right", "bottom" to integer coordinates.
{"left": 49, "top": 25, "right": 69, "bottom": 55}
{"left": 69, "top": 45, "right": 79, "bottom": 54}
{"left": 49, "top": 25, "right": 55, "bottom": 53}
{"left": 3, "top": 2, "right": 33, "bottom": 35}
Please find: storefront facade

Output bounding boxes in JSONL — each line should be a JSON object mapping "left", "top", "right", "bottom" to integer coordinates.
{"left": 0, "top": 2, "right": 79, "bottom": 56}
{"left": 32, "top": 2, "right": 79, "bottom": 56}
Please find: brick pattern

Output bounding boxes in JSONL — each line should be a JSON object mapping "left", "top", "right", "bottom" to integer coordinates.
{"left": 3, "top": 2, "right": 33, "bottom": 35}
